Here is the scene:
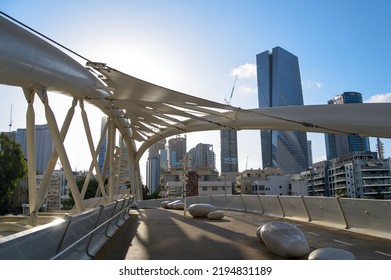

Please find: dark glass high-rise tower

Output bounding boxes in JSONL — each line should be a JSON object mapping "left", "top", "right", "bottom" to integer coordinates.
{"left": 256, "top": 46, "right": 308, "bottom": 174}
{"left": 220, "top": 129, "right": 238, "bottom": 173}
{"left": 325, "top": 92, "right": 370, "bottom": 159}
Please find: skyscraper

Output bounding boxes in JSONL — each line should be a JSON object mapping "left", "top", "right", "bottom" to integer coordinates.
{"left": 98, "top": 116, "right": 108, "bottom": 174}
{"left": 220, "top": 129, "right": 238, "bottom": 173}
{"left": 168, "top": 136, "right": 187, "bottom": 169}
{"left": 256, "top": 46, "right": 308, "bottom": 174}
{"left": 189, "top": 143, "right": 215, "bottom": 170}
{"left": 15, "top": 124, "right": 54, "bottom": 173}
{"left": 146, "top": 139, "right": 167, "bottom": 193}
{"left": 325, "top": 92, "right": 370, "bottom": 160}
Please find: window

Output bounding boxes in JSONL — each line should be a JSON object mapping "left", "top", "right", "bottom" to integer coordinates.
{"left": 202, "top": 186, "right": 207, "bottom": 191}
{"left": 212, "top": 186, "right": 218, "bottom": 191}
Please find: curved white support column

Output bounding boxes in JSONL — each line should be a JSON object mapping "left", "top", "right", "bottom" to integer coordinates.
{"left": 36, "top": 89, "right": 85, "bottom": 212}
{"left": 29, "top": 98, "right": 78, "bottom": 225}
{"left": 115, "top": 138, "right": 124, "bottom": 195}
{"left": 83, "top": 120, "right": 109, "bottom": 199}
{"left": 23, "top": 88, "right": 37, "bottom": 220}
{"left": 79, "top": 99, "right": 108, "bottom": 202}
{"left": 107, "top": 119, "right": 116, "bottom": 202}
{"left": 123, "top": 137, "right": 142, "bottom": 200}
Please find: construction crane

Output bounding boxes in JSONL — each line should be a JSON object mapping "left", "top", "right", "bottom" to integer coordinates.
{"left": 224, "top": 75, "right": 238, "bottom": 105}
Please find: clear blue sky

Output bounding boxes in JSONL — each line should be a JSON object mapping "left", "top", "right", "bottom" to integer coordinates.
{"left": 1, "top": 0, "right": 391, "bottom": 182}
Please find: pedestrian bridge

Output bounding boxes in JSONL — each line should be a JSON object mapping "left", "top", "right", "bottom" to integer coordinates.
{"left": 1, "top": 12, "right": 391, "bottom": 260}
{"left": 1, "top": 194, "right": 390, "bottom": 260}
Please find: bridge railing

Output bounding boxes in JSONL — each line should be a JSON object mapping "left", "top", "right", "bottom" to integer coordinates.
{"left": 137, "top": 194, "right": 391, "bottom": 240}
{"left": 0, "top": 196, "right": 134, "bottom": 260}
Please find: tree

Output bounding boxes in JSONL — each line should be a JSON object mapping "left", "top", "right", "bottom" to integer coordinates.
{"left": 66, "top": 178, "right": 99, "bottom": 209}
{"left": 0, "top": 133, "right": 27, "bottom": 215}
{"left": 76, "top": 178, "right": 99, "bottom": 199}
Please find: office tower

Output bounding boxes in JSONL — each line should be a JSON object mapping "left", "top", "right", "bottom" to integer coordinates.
{"left": 256, "top": 46, "right": 308, "bottom": 174}
{"left": 15, "top": 124, "right": 54, "bottom": 173}
{"left": 220, "top": 129, "right": 238, "bottom": 173}
{"left": 146, "top": 139, "right": 167, "bottom": 193}
{"left": 189, "top": 143, "right": 216, "bottom": 170}
{"left": 98, "top": 116, "right": 108, "bottom": 174}
{"left": 148, "top": 139, "right": 166, "bottom": 159}
{"left": 3, "top": 131, "right": 16, "bottom": 142}
{"left": 325, "top": 92, "right": 370, "bottom": 160}
{"left": 168, "top": 136, "right": 187, "bottom": 169}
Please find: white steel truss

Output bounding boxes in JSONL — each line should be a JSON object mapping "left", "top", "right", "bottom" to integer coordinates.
{"left": 1, "top": 13, "right": 391, "bottom": 224}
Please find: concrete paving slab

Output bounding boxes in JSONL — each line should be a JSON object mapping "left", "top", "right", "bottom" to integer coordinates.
{"left": 93, "top": 208, "right": 391, "bottom": 260}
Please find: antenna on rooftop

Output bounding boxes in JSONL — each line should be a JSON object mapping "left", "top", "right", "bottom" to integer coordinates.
{"left": 8, "top": 104, "right": 12, "bottom": 132}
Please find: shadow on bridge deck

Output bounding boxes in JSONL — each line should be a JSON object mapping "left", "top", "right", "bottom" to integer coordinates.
{"left": 93, "top": 208, "right": 391, "bottom": 260}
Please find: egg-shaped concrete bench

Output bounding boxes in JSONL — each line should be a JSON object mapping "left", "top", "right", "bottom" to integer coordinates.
{"left": 308, "top": 248, "right": 356, "bottom": 260}
{"left": 188, "top": 203, "right": 217, "bottom": 218}
{"left": 167, "top": 200, "right": 182, "bottom": 209}
{"left": 161, "top": 201, "right": 170, "bottom": 209}
{"left": 256, "top": 225, "right": 263, "bottom": 242}
{"left": 259, "top": 221, "right": 310, "bottom": 258}
{"left": 173, "top": 202, "right": 185, "bottom": 210}
{"left": 207, "top": 210, "right": 224, "bottom": 220}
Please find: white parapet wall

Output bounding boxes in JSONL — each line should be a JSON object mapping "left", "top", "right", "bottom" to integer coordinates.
{"left": 140, "top": 194, "right": 391, "bottom": 240}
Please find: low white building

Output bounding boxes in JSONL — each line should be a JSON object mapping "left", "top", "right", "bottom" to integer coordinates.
{"left": 238, "top": 167, "right": 285, "bottom": 195}
{"left": 161, "top": 167, "right": 232, "bottom": 197}
{"left": 251, "top": 175, "right": 290, "bottom": 195}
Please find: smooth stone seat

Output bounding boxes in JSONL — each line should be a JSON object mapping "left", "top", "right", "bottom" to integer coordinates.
{"left": 260, "top": 221, "right": 310, "bottom": 258}
{"left": 207, "top": 211, "right": 224, "bottom": 220}
{"left": 188, "top": 203, "right": 217, "bottom": 218}
{"left": 308, "top": 248, "right": 356, "bottom": 260}
{"left": 256, "top": 225, "right": 262, "bottom": 242}
{"left": 173, "top": 202, "right": 185, "bottom": 210}
{"left": 167, "top": 200, "right": 182, "bottom": 209}
{"left": 161, "top": 201, "right": 170, "bottom": 209}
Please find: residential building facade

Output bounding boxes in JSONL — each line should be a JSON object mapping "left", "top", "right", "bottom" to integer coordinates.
{"left": 301, "top": 152, "right": 391, "bottom": 199}
{"left": 189, "top": 143, "right": 216, "bottom": 171}
{"left": 328, "top": 152, "right": 391, "bottom": 199}
{"left": 168, "top": 136, "right": 187, "bottom": 169}
{"left": 161, "top": 167, "right": 231, "bottom": 198}
{"left": 238, "top": 167, "right": 285, "bottom": 195}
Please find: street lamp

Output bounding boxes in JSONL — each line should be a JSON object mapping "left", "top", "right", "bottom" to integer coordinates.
{"left": 180, "top": 171, "right": 188, "bottom": 216}
{"left": 180, "top": 154, "right": 191, "bottom": 216}
{"left": 223, "top": 173, "right": 227, "bottom": 196}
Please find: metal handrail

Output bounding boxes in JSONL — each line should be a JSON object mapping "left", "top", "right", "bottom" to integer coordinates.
{"left": 50, "top": 204, "right": 132, "bottom": 260}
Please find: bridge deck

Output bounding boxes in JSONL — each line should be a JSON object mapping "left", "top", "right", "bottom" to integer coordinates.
{"left": 93, "top": 208, "right": 391, "bottom": 260}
